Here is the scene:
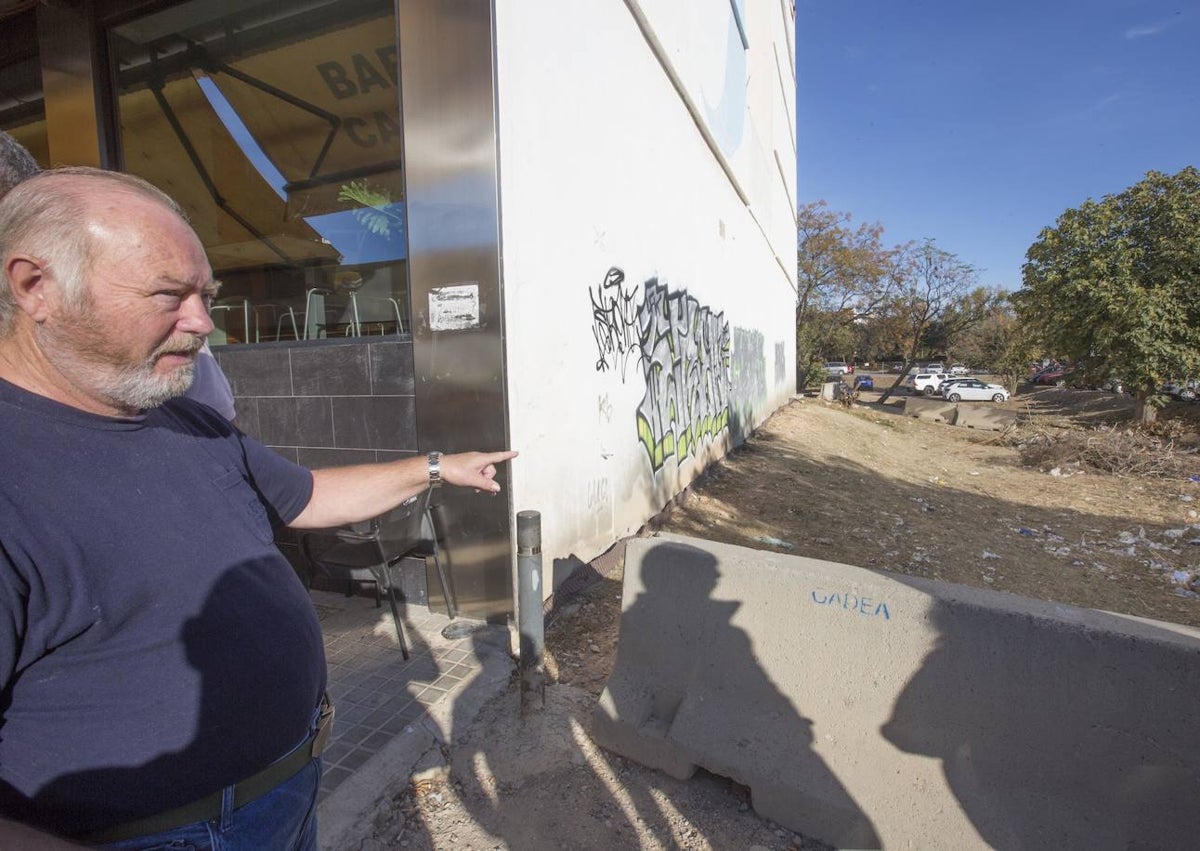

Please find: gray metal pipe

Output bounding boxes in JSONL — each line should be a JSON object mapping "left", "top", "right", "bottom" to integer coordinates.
{"left": 516, "top": 510, "right": 545, "bottom": 712}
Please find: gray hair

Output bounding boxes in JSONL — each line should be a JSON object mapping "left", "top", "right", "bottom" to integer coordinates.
{"left": 0, "top": 167, "right": 187, "bottom": 337}
{"left": 0, "top": 131, "right": 40, "bottom": 199}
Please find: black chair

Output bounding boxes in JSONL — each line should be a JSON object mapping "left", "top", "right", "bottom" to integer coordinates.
{"left": 299, "top": 490, "right": 455, "bottom": 659}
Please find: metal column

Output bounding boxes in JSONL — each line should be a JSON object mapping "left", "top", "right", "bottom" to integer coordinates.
{"left": 397, "top": 0, "right": 513, "bottom": 621}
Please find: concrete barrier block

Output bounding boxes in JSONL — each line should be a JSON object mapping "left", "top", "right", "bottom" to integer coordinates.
{"left": 593, "top": 534, "right": 1200, "bottom": 850}
{"left": 820, "top": 381, "right": 841, "bottom": 402}
{"left": 903, "top": 395, "right": 958, "bottom": 423}
{"left": 955, "top": 405, "right": 1019, "bottom": 431}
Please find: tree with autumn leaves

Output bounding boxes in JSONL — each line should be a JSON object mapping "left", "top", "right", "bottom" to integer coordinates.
{"left": 795, "top": 202, "right": 1002, "bottom": 396}
{"left": 794, "top": 201, "right": 898, "bottom": 386}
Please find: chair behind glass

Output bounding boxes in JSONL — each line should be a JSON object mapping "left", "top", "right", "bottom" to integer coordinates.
{"left": 298, "top": 490, "right": 455, "bottom": 659}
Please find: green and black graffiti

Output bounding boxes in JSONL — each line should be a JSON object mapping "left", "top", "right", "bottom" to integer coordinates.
{"left": 590, "top": 268, "right": 731, "bottom": 472}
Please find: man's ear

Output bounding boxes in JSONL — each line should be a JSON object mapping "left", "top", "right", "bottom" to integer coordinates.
{"left": 3, "top": 255, "right": 52, "bottom": 323}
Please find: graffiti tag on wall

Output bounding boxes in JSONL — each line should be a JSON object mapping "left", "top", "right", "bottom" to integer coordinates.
{"left": 589, "top": 267, "right": 641, "bottom": 380}
{"left": 635, "top": 280, "right": 731, "bottom": 471}
{"left": 590, "top": 267, "right": 731, "bottom": 471}
{"left": 732, "top": 327, "right": 766, "bottom": 405}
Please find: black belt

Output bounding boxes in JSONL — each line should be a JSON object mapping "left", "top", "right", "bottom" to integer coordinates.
{"left": 82, "top": 696, "right": 335, "bottom": 845}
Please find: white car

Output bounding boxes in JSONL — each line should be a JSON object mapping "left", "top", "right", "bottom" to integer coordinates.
{"left": 938, "top": 377, "right": 974, "bottom": 393}
{"left": 941, "top": 379, "right": 1009, "bottom": 403}
{"left": 905, "top": 372, "right": 949, "bottom": 395}
{"left": 823, "top": 361, "right": 853, "bottom": 377}
{"left": 949, "top": 364, "right": 969, "bottom": 376}
{"left": 1162, "top": 379, "right": 1197, "bottom": 401}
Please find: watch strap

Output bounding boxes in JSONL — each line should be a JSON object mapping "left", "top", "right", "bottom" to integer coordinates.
{"left": 427, "top": 451, "right": 443, "bottom": 488}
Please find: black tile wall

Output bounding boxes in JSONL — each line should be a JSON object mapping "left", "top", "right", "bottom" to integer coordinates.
{"left": 291, "top": 344, "right": 372, "bottom": 397}
{"left": 257, "top": 396, "right": 335, "bottom": 448}
{"left": 218, "top": 339, "right": 416, "bottom": 456}
{"left": 369, "top": 342, "right": 415, "bottom": 395}
{"left": 332, "top": 396, "right": 416, "bottom": 450}
{"left": 216, "top": 346, "right": 294, "bottom": 397}
{"left": 296, "top": 447, "right": 380, "bottom": 469}
{"left": 232, "top": 396, "right": 260, "bottom": 437}
{"left": 375, "top": 450, "right": 419, "bottom": 463}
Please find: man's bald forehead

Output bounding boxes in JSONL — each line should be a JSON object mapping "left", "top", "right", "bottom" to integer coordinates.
{"left": 0, "top": 167, "right": 190, "bottom": 265}
{"left": 8, "top": 167, "right": 185, "bottom": 218}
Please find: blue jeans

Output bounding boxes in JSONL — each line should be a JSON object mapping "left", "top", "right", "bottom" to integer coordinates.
{"left": 99, "top": 758, "right": 321, "bottom": 851}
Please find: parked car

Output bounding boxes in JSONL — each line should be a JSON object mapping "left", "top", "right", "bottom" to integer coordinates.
{"left": 938, "top": 377, "right": 974, "bottom": 393}
{"left": 905, "top": 372, "right": 949, "bottom": 396}
{"left": 949, "top": 364, "right": 969, "bottom": 376}
{"left": 941, "top": 379, "right": 1010, "bottom": 403}
{"left": 823, "top": 361, "right": 853, "bottom": 376}
{"left": 1032, "top": 364, "right": 1075, "bottom": 386}
{"left": 922, "top": 362, "right": 945, "bottom": 373}
{"left": 1163, "top": 379, "right": 1198, "bottom": 402}
{"left": 852, "top": 374, "right": 874, "bottom": 391}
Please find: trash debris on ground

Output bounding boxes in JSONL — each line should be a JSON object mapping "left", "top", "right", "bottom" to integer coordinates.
{"left": 752, "top": 535, "right": 794, "bottom": 550}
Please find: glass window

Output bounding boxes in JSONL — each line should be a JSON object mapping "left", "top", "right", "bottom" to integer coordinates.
{"left": 0, "top": 13, "right": 50, "bottom": 168}
{"left": 109, "top": 0, "right": 408, "bottom": 345}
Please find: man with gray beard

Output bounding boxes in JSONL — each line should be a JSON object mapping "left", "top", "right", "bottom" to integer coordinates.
{"left": 0, "top": 168, "right": 515, "bottom": 849}
{"left": 1, "top": 130, "right": 235, "bottom": 421}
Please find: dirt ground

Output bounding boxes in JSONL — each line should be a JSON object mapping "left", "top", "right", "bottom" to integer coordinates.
{"left": 351, "top": 379, "right": 1200, "bottom": 850}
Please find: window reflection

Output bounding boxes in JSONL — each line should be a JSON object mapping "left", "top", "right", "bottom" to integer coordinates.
{"left": 0, "top": 43, "right": 49, "bottom": 168}
{"left": 110, "top": 0, "right": 408, "bottom": 345}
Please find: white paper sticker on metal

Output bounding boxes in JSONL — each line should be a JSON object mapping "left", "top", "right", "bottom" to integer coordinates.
{"left": 429, "top": 283, "right": 480, "bottom": 331}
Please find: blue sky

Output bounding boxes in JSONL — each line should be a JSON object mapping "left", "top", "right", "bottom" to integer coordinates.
{"left": 795, "top": 1, "right": 1199, "bottom": 292}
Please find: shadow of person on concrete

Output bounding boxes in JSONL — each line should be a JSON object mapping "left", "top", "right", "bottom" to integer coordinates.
{"left": 593, "top": 540, "right": 881, "bottom": 849}
{"left": 881, "top": 589, "right": 1200, "bottom": 849}
{"left": 1, "top": 558, "right": 326, "bottom": 846}
{"left": 415, "top": 623, "right": 649, "bottom": 850}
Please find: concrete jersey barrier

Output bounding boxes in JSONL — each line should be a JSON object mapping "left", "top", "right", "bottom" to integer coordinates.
{"left": 955, "top": 404, "right": 1019, "bottom": 431}
{"left": 902, "top": 395, "right": 958, "bottom": 423}
{"left": 592, "top": 533, "right": 1200, "bottom": 850}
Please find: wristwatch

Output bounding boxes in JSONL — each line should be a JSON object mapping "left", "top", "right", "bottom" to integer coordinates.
{"left": 427, "top": 451, "right": 443, "bottom": 488}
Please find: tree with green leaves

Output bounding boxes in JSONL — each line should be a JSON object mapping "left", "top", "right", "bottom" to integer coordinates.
{"left": 1014, "top": 167, "right": 1200, "bottom": 425}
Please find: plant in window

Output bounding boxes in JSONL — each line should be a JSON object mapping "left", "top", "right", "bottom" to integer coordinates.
{"left": 337, "top": 180, "right": 404, "bottom": 239}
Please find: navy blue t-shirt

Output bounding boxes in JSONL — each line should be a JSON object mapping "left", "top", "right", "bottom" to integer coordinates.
{"left": 0, "top": 378, "right": 324, "bottom": 836}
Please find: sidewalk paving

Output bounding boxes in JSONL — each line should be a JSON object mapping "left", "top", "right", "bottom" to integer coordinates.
{"left": 310, "top": 590, "right": 514, "bottom": 849}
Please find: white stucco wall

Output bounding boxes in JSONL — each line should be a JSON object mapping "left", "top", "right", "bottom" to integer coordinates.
{"left": 495, "top": 0, "right": 798, "bottom": 591}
